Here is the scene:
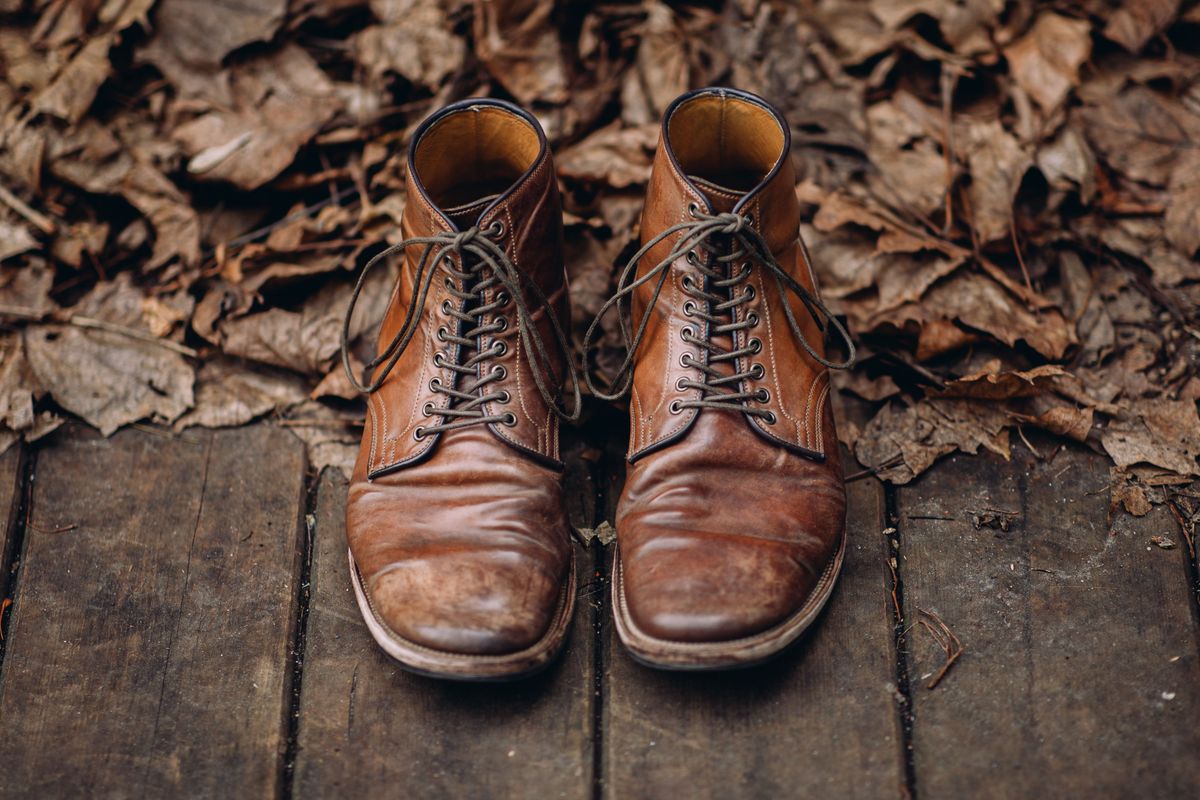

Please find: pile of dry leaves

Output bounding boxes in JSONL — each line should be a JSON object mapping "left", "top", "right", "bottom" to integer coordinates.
{"left": 0, "top": 0, "right": 1198, "bottom": 514}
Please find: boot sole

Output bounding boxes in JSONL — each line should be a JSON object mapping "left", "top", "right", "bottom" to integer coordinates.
{"left": 348, "top": 549, "right": 577, "bottom": 682}
{"left": 612, "top": 527, "right": 846, "bottom": 671}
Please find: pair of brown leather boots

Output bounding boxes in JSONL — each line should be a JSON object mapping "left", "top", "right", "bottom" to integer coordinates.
{"left": 341, "top": 87, "right": 854, "bottom": 680}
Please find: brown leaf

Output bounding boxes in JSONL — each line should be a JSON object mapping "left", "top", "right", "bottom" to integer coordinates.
{"left": 24, "top": 324, "right": 194, "bottom": 435}
{"left": 877, "top": 271, "right": 1075, "bottom": 360}
{"left": 46, "top": 121, "right": 201, "bottom": 269}
{"left": 619, "top": 1, "right": 689, "bottom": 126}
{"left": 0, "top": 262, "right": 57, "bottom": 317}
{"left": 1003, "top": 13, "right": 1091, "bottom": 113}
{"left": 0, "top": 333, "right": 39, "bottom": 434}
{"left": 1081, "top": 86, "right": 1200, "bottom": 188}
{"left": 1102, "top": 399, "right": 1200, "bottom": 476}
{"left": 557, "top": 123, "right": 657, "bottom": 189}
{"left": 354, "top": 2, "right": 464, "bottom": 90}
{"left": 1109, "top": 467, "right": 1154, "bottom": 516}
{"left": 32, "top": 36, "right": 113, "bottom": 124}
{"left": 1165, "top": 150, "right": 1200, "bottom": 257}
{"left": 174, "top": 358, "right": 308, "bottom": 430}
{"left": 138, "top": 0, "right": 289, "bottom": 100}
{"left": 220, "top": 306, "right": 341, "bottom": 375}
{"left": 0, "top": 219, "right": 38, "bottom": 262}
{"left": 1104, "top": 0, "right": 1180, "bottom": 53}
{"left": 960, "top": 119, "right": 1031, "bottom": 243}
{"left": 173, "top": 46, "right": 342, "bottom": 190}
{"left": 855, "top": 397, "right": 1011, "bottom": 484}
{"left": 936, "top": 362, "right": 1069, "bottom": 400}
{"left": 473, "top": 0, "right": 568, "bottom": 106}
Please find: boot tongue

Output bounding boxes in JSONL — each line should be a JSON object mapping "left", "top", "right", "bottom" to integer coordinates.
{"left": 687, "top": 175, "right": 743, "bottom": 214}
{"left": 441, "top": 193, "right": 501, "bottom": 229}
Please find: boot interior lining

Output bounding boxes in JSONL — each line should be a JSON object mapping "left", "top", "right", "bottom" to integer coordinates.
{"left": 666, "top": 94, "right": 785, "bottom": 193}
{"left": 412, "top": 105, "right": 542, "bottom": 215}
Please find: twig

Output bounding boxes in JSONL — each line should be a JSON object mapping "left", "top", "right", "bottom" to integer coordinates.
{"left": 1016, "top": 424, "right": 1042, "bottom": 459}
{"left": 907, "top": 514, "right": 955, "bottom": 521}
{"left": 1167, "top": 498, "right": 1195, "bottom": 561}
{"left": 0, "top": 305, "right": 199, "bottom": 358}
{"left": 918, "top": 606, "right": 964, "bottom": 689}
{"left": 1009, "top": 216, "right": 1035, "bottom": 294}
{"left": 845, "top": 453, "right": 904, "bottom": 482}
{"left": 0, "top": 182, "right": 55, "bottom": 234}
{"left": 68, "top": 316, "right": 199, "bottom": 357}
{"left": 940, "top": 65, "right": 957, "bottom": 236}
{"left": 26, "top": 521, "right": 78, "bottom": 534}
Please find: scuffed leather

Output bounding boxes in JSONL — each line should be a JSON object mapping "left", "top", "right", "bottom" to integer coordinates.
{"left": 347, "top": 100, "right": 572, "bottom": 656}
{"left": 617, "top": 88, "right": 847, "bottom": 643}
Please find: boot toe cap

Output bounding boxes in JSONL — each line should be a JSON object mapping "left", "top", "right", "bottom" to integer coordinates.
{"left": 620, "top": 531, "right": 823, "bottom": 643}
{"left": 367, "top": 552, "right": 563, "bottom": 656}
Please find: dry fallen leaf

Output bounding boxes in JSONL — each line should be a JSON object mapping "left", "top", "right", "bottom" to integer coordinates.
{"left": 24, "top": 325, "right": 194, "bottom": 436}
{"left": 1102, "top": 399, "right": 1200, "bottom": 476}
{"left": 1003, "top": 12, "right": 1091, "bottom": 113}
{"left": 855, "top": 398, "right": 1012, "bottom": 485}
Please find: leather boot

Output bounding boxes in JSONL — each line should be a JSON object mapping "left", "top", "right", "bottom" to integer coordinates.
{"left": 584, "top": 87, "right": 856, "bottom": 670}
{"left": 341, "top": 99, "right": 581, "bottom": 680}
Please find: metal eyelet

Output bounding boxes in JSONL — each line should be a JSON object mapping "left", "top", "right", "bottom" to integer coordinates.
{"left": 749, "top": 338, "right": 762, "bottom": 354}
{"left": 744, "top": 285, "right": 756, "bottom": 301}
{"left": 755, "top": 388, "right": 771, "bottom": 403}
{"left": 675, "top": 377, "right": 689, "bottom": 390}
{"left": 444, "top": 278, "right": 454, "bottom": 290}
{"left": 680, "top": 325, "right": 695, "bottom": 342}
{"left": 428, "top": 378, "right": 441, "bottom": 391}
{"left": 502, "top": 412, "right": 518, "bottom": 427}
{"left": 493, "top": 364, "right": 507, "bottom": 380}
{"left": 493, "top": 341, "right": 508, "bottom": 357}
{"left": 436, "top": 327, "right": 447, "bottom": 341}
{"left": 487, "top": 220, "right": 506, "bottom": 238}
{"left": 497, "top": 390, "right": 511, "bottom": 404}
{"left": 413, "top": 426, "right": 427, "bottom": 440}
{"left": 750, "top": 363, "right": 765, "bottom": 379}
{"left": 685, "top": 251, "right": 699, "bottom": 265}
{"left": 669, "top": 399, "right": 683, "bottom": 414}
{"left": 682, "top": 301, "right": 696, "bottom": 317}
{"left": 496, "top": 291, "right": 509, "bottom": 305}
{"left": 679, "top": 352, "right": 693, "bottom": 368}
{"left": 681, "top": 276, "right": 693, "bottom": 291}
{"left": 494, "top": 316, "right": 508, "bottom": 332}
{"left": 422, "top": 402, "right": 435, "bottom": 416}
{"left": 432, "top": 352, "right": 445, "bottom": 367}
{"left": 763, "top": 411, "right": 778, "bottom": 425}
{"left": 743, "top": 212, "right": 755, "bottom": 226}
{"left": 687, "top": 202, "right": 701, "bottom": 217}
{"left": 441, "top": 300, "right": 452, "bottom": 314}
{"left": 747, "top": 312, "right": 759, "bottom": 326}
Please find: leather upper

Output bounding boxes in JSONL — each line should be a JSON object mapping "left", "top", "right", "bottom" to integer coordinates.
{"left": 616, "top": 88, "right": 847, "bottom": 643}
{"left": 347, "top": 99, "right": 572, "bottom": 656}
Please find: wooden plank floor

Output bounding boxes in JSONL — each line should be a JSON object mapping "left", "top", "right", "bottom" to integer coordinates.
{"left": 0, "top": 420, "right": 1197, "bottom": 799}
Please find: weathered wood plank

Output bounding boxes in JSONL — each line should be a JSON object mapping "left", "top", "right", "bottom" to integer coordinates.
{"left": 0, "top": 424, "right": 306, "bottom": 798}
{"left": 294, "top": 467, "right": 596, "bottom": 798}
{"left": 0, "top": 444, "right": 21, "bottom": 600}
{"left": 601, "top": 462, "right": 904, "bottom": 799}
{"left": 898, "top": 445, "right": 1200, "bottom": 798}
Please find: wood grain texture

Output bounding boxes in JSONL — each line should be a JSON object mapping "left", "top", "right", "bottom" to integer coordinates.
{"left": 0, "top": 444, "right": 21, "bottom": 599}
{"left": 0, "top": 424, "right": 306, "bottom": 798}
{"left": 898, "top": 445, "right": 1200, "bottom": 799}
{"left": 601, "top": 463, "right": 905, "bottom": 799}
{"left": 294, "top": 468, "right": 596, "bottom": 799}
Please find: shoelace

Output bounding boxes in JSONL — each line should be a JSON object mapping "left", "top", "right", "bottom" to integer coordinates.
{"left": 582, "top": 208, "right": 854, "bottom": 419}
{"left": 341, "top": 221, "right": 581, "bottom": 437}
